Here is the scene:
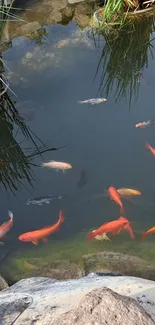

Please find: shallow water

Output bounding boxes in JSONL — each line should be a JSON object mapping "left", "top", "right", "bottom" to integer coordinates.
{"left": 1, "top": 0, "right": 155, "bottom": 278}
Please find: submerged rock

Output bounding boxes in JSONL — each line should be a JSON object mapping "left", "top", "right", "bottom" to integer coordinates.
{"left": 0, "top": 275, "right": 8, "bottom": 291}
{"left": 83, "top": 252, "right": 155, "bottom": 280}
{"left": 51, "top": 287, "right": 155, "bottom": 325}
{"left": 0, "top": 275, "right": 155, "bottom": 324}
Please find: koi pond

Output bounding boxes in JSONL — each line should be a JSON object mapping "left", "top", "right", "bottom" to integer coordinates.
{"left": 1, "top": 0, "right": 155, "bottom": 284}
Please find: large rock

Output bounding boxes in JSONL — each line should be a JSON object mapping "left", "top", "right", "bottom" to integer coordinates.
{"left": 0, "top": 275, "right": 155, "bottom": 324}
{"left": 51, "top": 288, "right": 155, "bottom": 325}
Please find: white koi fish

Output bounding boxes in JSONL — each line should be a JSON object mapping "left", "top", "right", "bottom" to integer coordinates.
{"left": 78, "top": 98, "right": 107, "bottom": 105}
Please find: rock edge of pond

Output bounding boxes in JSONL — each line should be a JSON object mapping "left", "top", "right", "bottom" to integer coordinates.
{"left": 1, "top": 251, "right": 155, "bottom": 286}
{"left": 0, "top": 274, "right": 155, "bottom": 324}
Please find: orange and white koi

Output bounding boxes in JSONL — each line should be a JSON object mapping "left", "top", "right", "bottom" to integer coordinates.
{"left": 87, "top": 217, "right": 133, "bottom": 241}
{"left": 117, "top": 188, "right": 142, "bottom": 198}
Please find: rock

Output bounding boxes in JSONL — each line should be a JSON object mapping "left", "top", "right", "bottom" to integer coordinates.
{"left": 20, "top": 22, "right": 42, "bottom": 36}
{"left": 83, "top": 252, "right": 155, "bottom": 280}
{"left": 0, "top": 275, "right": 8, "bottom": 291}
{"left": 63, "top": 6, "right": 74, "bottom": 18}
{"left": 73, "top": 3, "right": 91, "bottom": 28}
{"left": 49, "top": 11, "right": 63, "bottom": 24}
{"left": 51, "top": 288, "right": 155, "bottom": 325}
{"left": 0, "top": 275, "right": 155, "bottom": 324}
{"left": 68, "top": 0, "right": 85, "bottom": 3}
{"left": 51, "top": 0, "right": 68, "bottom": 10}
{"left": 28, "top": 259, "right": 85, "bottom": 280}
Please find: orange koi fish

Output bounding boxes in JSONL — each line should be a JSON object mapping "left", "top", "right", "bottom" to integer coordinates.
{"left": 18, "top": 209, "right": 65, "bottom": 245}
{"left": 145, "top": 143, "right": 155, "bottom": 157}
{"left": 0, "top": 211, "right": 13, "bottom": 241}
{"left": 87, "top": 217, "right": 133, "bottom": 242}
{"left": 142, "top": 226, "right": 155, "bottom": 240}
{"left": 108, "top": 186, "right": 125, "bottom": 215}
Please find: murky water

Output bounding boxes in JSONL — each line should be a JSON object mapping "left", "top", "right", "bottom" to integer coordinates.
{"left": 1, "top": 0, "right": 155, "bottom": 280}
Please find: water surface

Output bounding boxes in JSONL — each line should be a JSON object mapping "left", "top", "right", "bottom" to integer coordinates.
{"left": 1, "top": 0, "right": 155, "bottom": 279}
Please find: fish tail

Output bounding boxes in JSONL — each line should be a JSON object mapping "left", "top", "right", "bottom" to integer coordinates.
{"left": 59, "top": 209, "right": 65, "bottom": 224}
{"left": 120, "top": 205, "right": 125, "bottom": 216}
{"left": 142, "top": 232, "right": 147, "bottom": 240}
{"left": 127, "top": 224, "right": 135, "bottom": 239}
{"left": 87, "top": 231, "right": 95, "bottom": 242}
{"left": 8, "top": 210, "right": 13, "bottom": 219}
{"left": 145, "top": 142, "right": 150, "bottom": 150}
{"left": 41, "top": 162, "right": 47, "bottom": 167}
{"left": 78, "top": 101, "right": 83, "bottom": 104}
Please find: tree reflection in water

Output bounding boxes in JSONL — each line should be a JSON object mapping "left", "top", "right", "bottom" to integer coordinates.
{"left": 95, "top": 16, "right": 155, "bottom": 106}
{"left": 0, "top": 58, "right": 63, "bottom": 194}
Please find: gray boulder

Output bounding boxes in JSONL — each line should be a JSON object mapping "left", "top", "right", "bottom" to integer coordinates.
{"left": 51, "top": 288, "right": 155, "bottom": 325}
{"left": 0, "top": 275, "right": 155, "bottom": 324}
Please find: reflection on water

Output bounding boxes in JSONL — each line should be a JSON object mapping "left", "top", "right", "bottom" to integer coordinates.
{"left": 95, "top": 17, "right": 155, "bottom": 106}
{"left": 1, "top": 1, "right": 155, "bottom": 283}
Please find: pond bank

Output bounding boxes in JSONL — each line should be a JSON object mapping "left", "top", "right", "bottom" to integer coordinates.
{"left": 0, "top": 274, "right": 155, "bottom": 324}
{"left": 1, "top": 232, "right": 155, "bottom": 285}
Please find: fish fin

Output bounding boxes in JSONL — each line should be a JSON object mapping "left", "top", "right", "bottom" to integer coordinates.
{"left": 142, "top": 232, "right": 147, "bottom": 240}
{"left": 124, "top": 223, "right": 135, "bottom": 239}
{"left": 32, "top": 239, "right": 39, "bottom": 245}
{"left": 87, "top": 232, "right": 95, "bottom": 242}
{"left": 8, "top": 210, "right": 13, "bottom": 219}
{"left": 0, "top": 242, "right": 4, "bottom": 245}
{"left": 59, "top": 209, "right": 65, "bottom": 224}
{"left": 43, "top": 225, "right": 51, "bottom": 229}
{"left": 42, "top": 238, "right": 48, "bottom": 244}
{"left": 145, "top": 142, "right": 150, "bottom": 150}
{"left": 46, "top": 201, "right": 50, "bottom": 204}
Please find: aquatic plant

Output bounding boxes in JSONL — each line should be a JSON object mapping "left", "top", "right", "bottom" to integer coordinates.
{"left": 95, "top": 16, "right": 155, "bottom": 106}
{"left": 95, "top": 0, "right": 155, "bottom": 28}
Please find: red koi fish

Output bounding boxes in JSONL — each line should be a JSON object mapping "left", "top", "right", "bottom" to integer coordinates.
{"left": 142, "top": 226, "right": 155, "bottom": 240}
{"left": 18, "top": 209, "right": 65, "bottom": 245}
{"left": 0, "top": 211, "right": 13, "bottom": 241}
{"left": 87, "top": 217, "right": 133, "bottom": 242}
{"left": 108, "top": 186, "right": 125, "bottom": 215}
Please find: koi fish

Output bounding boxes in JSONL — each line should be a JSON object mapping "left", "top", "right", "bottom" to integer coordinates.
{"left": 108, "top": 186, "right": 125, "bottom": 215}
{"left": 135, "top": 120, "right": 155, "bottom": 128}
{"left": 117, "top": 188, "right": 142, "bottom": 198}
{"left": 41, "top": 160, "right": 72, "bottom": 171}
{"left": 78, "top": 98, "right": 107, "bottom": 105}
{"left": 116, "top": 222, "right": 135, "bottom": 239}
{"left": 27, "top": 195, "right": 63, "bottom": 205}
{"left": 18, "top": 209, "right": 65, "bottom": 245}
{"left": 0, "top": 211, "right": 13, "bottom": 241}
{"left": 92, "top": 230, "right": 111, "bottom": 241}
{"left": 145, "top": 143, "right": 155, "bottom": 157}
{"left": 142, "top": 226, "right": 155, "bottom": 240}
{"left": 87, "top": 217, "right": 133, "bottom": 241}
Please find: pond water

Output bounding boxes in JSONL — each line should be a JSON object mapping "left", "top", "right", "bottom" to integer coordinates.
{"left": 1, "top": 0, "right": 155, "bottom": 281}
